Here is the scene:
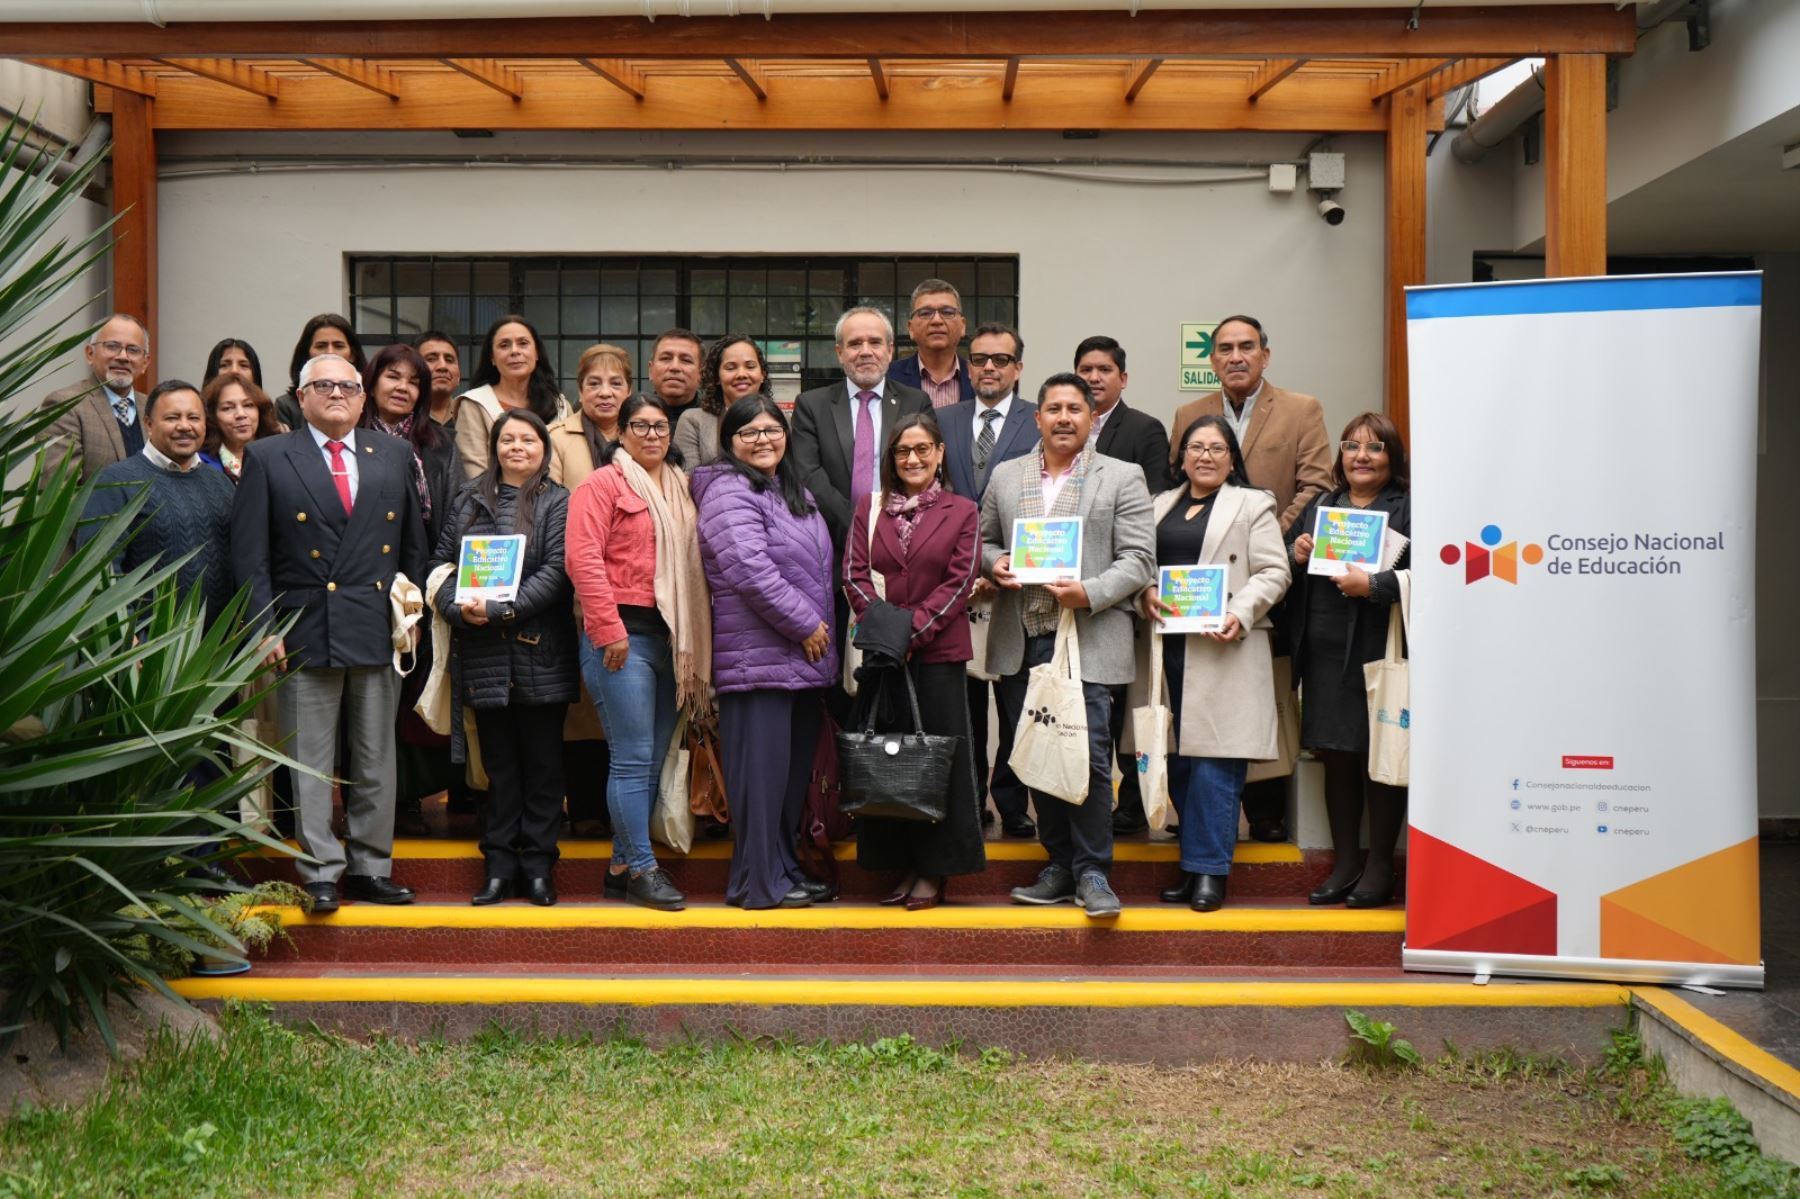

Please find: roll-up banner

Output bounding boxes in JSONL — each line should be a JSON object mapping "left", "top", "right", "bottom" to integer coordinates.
{"left": 1404, "top": 273, "right": 1763, "bottom": 988}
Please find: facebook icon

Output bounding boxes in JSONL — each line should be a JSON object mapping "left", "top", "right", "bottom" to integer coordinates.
{"left": 1511, "top": 779, "right": 1520, "bottom": 791}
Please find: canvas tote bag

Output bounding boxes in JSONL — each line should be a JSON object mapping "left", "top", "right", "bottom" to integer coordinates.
{"left": 1007, "top": 609, "right": 1091, "bottom": 804}
{"left": 1130, "top": 636, "right": 1174, "bottom": 831}
{"left": 1245, "top": 656, "right": 1300, "bottom": 784}
{"left": 1364, "top": 570, "right": 1411, "bottom": 787}
{"left": 651, "top": 712, "right": 696, "bottom": 853}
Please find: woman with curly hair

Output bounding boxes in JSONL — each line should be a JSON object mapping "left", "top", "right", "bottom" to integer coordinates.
{"left": 673, "top": 334, "right": 771, "bottom": 469}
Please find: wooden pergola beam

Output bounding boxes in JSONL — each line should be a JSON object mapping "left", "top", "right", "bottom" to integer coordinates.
{"left": 1370, "top": 58, "right": 1454, "bottom": 102}
{"left": 1384, "top": 83, "right": 1427, "bottom": 437}
{"left": 158, "top": 57, "right": 280, "bottom": 100}
{"left": 125, "top": 70, "right": 1431, "bottom": 133}
{"left": 1125, "top": 58, "right": 1163, "bottom": 103}
{"left": 110, "top": 91, "right": 157, "bottom": 365}
{"left": 30, "top": 57, "right": 157, "bottom": 96}
{"left": 1002, "top": 56, "right": 1020, "bottom": 102}
{"left": 440, "top": 58, "right": 524, "bottom": 100}
{"left": 0, "top": 7, "right": 1638, "bottom": 59}
{"left": 301, "top": 57, "right": 402, "bottom": 101}
{"left": 1544, "top": 53, "right": 1608, "bottom": 276}
{"left": 1247, "top": 57, "right": 1306, "bottom": 102}
{"left": 723, "top": 57, "right": 767, "bottom": 101}
{"left": 1424, "top": 56, "right": 1515, "bottom": 100}
{"left": 579, "top": 57, "right": 646, "bottom": 100}
{"left": 868, "top": 57, "right": 889, "bottom": 101}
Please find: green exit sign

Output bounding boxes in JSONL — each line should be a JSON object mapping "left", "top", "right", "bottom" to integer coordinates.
{"left": 1180, "top": 322, "right": 1219, "bottom": 392}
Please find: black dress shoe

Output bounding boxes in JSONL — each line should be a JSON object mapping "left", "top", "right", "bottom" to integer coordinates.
{"left": 1112, "top": 810, "right": 1148, "bottom": 836}
{"left": 471, "top": 877, "right": 513, "bottom": 906}
{"left": 1159, "top": 872, "right": 1197, "bottom": 905}
{"left": 1248, "top": 820, "right": 1289, "bottom": 844}
{"left": 1191, "top": 874, "right": 1228, "bottom": 913}
{"left": 797, "top": 877, "right": 835, "bottom": 903}
{"left": 1309, "top": 871, "right": 1364, "bottom": 906}
{"left": 980, "top": 807, "right": 995, "bottom": 827}
{"left": 302, "top": 881, "right": 339, "bottom": 914}
{"left": 604, "top": 869, "right": 629, "bottom": 898}
{"left": 1345, "top": 884, "right": 1396, "bottom": 909}
{"left": 524, "top": 877, "right": 557, "bottom": 907}
{"left": 624, "top": 869, "right": 685, "bottom": 911}
{"left": 777, "top": 886, "right": 813, "bottom": 908}
{"left": 1001, "top": 816, "right": 1037, "bottom": 839}
{"left": 342, "top": 874, "right": 416, "bottom": 905}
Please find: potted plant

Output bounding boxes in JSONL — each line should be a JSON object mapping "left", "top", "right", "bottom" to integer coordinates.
{"left": 186, "top": 880, "right": 312, "bottom": 977}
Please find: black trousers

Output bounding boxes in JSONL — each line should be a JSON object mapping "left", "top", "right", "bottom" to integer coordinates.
{"left": 473, "top": 702, "right": 566, "bottom": 879}
{"left": 967, "top": 675, "right": 1028, "bottom": 821}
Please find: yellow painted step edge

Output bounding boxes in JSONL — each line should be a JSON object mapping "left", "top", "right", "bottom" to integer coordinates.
{"left": 172, "top": 975, "right": 1628, "bottom": 1010}
{"left": 254, "top": 839, "right": 1304, "bottom": 865}
{"left": 251, "top": 903, "right": 1405, "bottom": 933}
{"left": 1632, "top": 987, "right": 1800, "bottom": 1104}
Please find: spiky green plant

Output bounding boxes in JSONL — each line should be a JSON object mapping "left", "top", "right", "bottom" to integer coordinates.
{"left": 0, "top": 113, "right": 302, "bottom": 1052}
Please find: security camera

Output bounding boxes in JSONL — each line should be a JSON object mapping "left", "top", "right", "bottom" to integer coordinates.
{"left": 1316, "top": 196, "right": 1346, "bottom": 226}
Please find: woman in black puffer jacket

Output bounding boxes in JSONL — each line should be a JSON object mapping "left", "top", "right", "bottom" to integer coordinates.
{"left": 431, "top": 409, "right": 578, "bottom": 907}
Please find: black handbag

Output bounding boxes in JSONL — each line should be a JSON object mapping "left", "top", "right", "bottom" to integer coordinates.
{"left": 836, "top": 666, "right": 954, "bottom": 823}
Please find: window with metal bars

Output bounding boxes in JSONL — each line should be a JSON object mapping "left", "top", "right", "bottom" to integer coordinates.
{"left": 347, "top": 254, "right": 1019, "bottom": 396}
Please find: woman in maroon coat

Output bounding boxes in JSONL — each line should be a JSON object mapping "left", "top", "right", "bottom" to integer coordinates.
{"left": 845, "top": 412, "right": 988, "bottom": 910}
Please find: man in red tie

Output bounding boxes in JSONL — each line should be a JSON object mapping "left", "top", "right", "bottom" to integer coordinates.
{"left": 231, "top": 353, "right": 428, "bottom": 914}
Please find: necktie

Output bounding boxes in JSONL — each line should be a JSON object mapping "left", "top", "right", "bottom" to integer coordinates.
{"left": 325, "top": 440, "right": 354, "bottom": 515}
{"left": 851, "top": 390, "right": 877, "bottom": 514}
{"left": 110, "top": 390, "right": 136, "bottom": 428}
{"left": 975, "top": 407, "right": 1001, "bottom": 477}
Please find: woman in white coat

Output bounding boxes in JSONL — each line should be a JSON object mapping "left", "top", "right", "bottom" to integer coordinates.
{"left": 1138, "top": 414, "right": 1291, "bottom": 912}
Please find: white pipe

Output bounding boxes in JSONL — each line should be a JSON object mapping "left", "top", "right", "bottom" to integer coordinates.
{"left": 1450, "top": 65, "right": 1545, "bottom": 164}
{"left": 14, "top": 0, "right": 1616, "bottom": 19}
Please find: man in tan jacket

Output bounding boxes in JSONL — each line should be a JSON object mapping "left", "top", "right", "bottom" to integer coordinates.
{"left": 43, "top": 313, "right": 153, "bottom": 484}
{"left": 1163, "top": 314, "right": 1332, "bottom": 842}
{"left": 1168, "top": 314, "right": 1332, "bottom": 535}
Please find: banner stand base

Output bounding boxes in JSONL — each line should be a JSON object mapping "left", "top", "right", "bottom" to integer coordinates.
{"left": 1404, "top": 946, "right": 1764, "bottom": 991}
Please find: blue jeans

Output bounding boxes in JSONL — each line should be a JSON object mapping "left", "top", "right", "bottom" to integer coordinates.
{"left": 580, "top": 630, "right": 678, "bottom": 874}
{"left": 1163, "top": 636, "right": 1247, "bottom": 877}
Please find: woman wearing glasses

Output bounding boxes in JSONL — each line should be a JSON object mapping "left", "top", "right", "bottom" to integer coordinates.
{"left": 1287, "top": 412, "right": 1412, "bottom": 909}
{"left": 844, "top": 413, "right": 985, "bottom": 911}
{"left": 1137, "top": 415, "right": 1290, "bottom": 913}
{"left": 674, "top": 334, "right": 771, "bottom": 469}
{"left": 691, "top": 396, "right": 837, "bottom": 909}
{"left": 565, "top": 396, "right": 712, "bottom": 911}
{"left": 430, "top": 410, "right": 577, "bottom": 906}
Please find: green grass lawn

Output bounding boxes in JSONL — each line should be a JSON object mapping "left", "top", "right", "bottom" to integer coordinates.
{"left": 1, "top": 1004, "right": 1794, "bottom": 1198}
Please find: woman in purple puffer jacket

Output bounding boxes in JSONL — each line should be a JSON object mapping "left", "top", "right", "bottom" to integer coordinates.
{"left": 692, "top": 395, "right": 839, "bottom": 909}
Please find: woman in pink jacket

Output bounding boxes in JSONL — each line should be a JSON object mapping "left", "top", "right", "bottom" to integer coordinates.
{"left": 564, "top": 395, "right": 712, "bottom": 911}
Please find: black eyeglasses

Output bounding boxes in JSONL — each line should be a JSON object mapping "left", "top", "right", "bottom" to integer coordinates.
{"left": 306, "top": 380, "right": 363, "bottom": 396}
{"left": 627, "top": 420, "right": 671, "bottom": 438}
{"left": 968, "top": 353, "right": 1019, "bottom": 368}
{"left": 892, "top": 443, "right": 941, "bottom": 462}
{"left": 735, "top": 427, "right": 786, "bottom": 444}
{"left": 910, "top": 306, "right": 962, "bottom": 321}
{"left": 1340, "top": 440, "right": 1386, "bottom": 456}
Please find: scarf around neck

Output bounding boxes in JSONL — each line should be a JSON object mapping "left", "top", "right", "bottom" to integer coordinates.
{"left": 881, "top": 477, "right": 945, "bottom": 556}
{"left": 613, "top": 453, "right": 714, "bottom": 713}
{"left": 374, "top": 413, "right": 433, "bottom": 521}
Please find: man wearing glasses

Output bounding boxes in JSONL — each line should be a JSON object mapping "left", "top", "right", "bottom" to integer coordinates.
{"left": 231, "top": 354, "right": 428, "bottom": 914}
{"left": 939, "top": 323, "right": 1040, "bottom": 838}
{"left": 44, "top": 313, "right": 153, "bottom": 483}
{"left": 1167, "top": 314, "right": 1332, "bottom": 844}
{"left": 888, "top": 279, "right": 975, "bottom": 409}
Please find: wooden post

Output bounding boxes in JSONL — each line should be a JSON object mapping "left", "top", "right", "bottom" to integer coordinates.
{"left": 110, "top": 90, "right": 157, "bottom": 363}
{"left": 1543, "top": 53, "right": 1607, "bottom": 277}
{"left": 1384, "top": 83, "right": 1426, "bottom": 440}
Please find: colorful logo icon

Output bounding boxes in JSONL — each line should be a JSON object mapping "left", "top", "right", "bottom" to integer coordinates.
{"left": 1440, "top": 524, "right": 1543, "bottom": 585}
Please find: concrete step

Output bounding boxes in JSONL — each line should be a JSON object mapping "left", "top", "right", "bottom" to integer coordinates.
{"left": 171, "top": 966, "right": 1628, "bottom": 1064}
{"left": 246, "top": 838, "right": 1363, "bottom": 902}
{"left": 256, "top": 899, "right": 1406, "bottom": 969}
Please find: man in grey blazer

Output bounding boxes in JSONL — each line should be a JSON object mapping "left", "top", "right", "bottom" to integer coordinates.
{"left": 43, "top": 313, "right": 152, "bottom": 484}
{"left": 981, "top": 372, "right": 1156, "bottom": 917}
{"left": 940, "top": 323, "right": 1039, "bottom": 837}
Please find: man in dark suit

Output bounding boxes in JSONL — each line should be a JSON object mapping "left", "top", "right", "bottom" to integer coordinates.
{"left": 888, "top": 278, "right": 975, "bottom": 409}
{"left": 1074, "top": 336, "right": 1174, "bottom": 835}
{"left": 791, "top": 306, "right": 931, "bottom": 577}
{"left": 232, "top": 353, "right": 428, "bottom": 914}
{"left": 938, "top": 323, "right": 1039, "bottom": 838}
{"left": 43, "top": 313, "right": 152, "bottom": 484}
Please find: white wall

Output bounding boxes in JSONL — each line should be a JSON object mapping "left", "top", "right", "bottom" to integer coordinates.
{"left": 0, "top": 64, "right": 108, "bottom": 406}
{"left": 1754, "top": 253, "right": 1800, "bottom": 819}
{"left": 155, "top": 128, "right": 1387, "bottom": 440}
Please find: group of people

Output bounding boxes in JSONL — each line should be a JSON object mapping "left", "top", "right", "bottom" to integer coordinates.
{"left": 50, "top": 279, "right": 1411, "bottom": 918}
